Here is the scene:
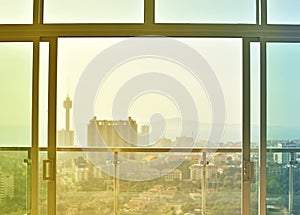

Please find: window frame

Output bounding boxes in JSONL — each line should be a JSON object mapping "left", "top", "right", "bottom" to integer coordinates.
{"left": 1, "top": 0, "right": 300, "bottom": 215}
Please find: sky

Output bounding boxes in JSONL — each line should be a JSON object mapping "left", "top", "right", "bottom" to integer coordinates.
{"left": 35, "top": 40, "right": 300, "bottom": 144}
{"left": 155, "top": 0, "right": 256, "bottom": 24}
{"left": 267, "top": 0, "right": 300, "bottom": 24}
{"left": 0, "top": 43, "right": 32, "bottom": 146}
{"left": 56, "top": 38, "right": 242, "bottom": 125}
{"left": 0, "top": 43, "right": 32, "bottom": 127}
{"left": 267, "top": 43, "right": 300, "bottom": 127}
{"left": 54, "top": 37, "right": 243, "bottom": 145}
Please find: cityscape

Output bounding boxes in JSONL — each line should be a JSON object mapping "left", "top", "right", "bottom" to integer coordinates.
{"left": 1, "top": 96, "right": 300, "bottom": 214}
{"left": 1, "top": 1, "right": 300, "bottom": 214}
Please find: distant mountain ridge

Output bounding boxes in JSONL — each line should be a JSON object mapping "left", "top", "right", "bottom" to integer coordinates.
{"left": 148, "top": 117, "right": 300, "bottom": 143}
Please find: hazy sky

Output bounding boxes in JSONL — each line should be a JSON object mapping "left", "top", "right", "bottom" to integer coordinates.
{"left": 0, "top": 0, "right": 33, "bottom": 24}
{"left": 267, "top": 0, "right": 300, "bottom": 24}
{"left": 267, "top": 43, "right": 300, "bottom": 127}
{"left": 44, "top": 0, "right": 143, "bottom": 23}
{"left": 53, "top": 37, "right": 242, "bottom": 145}
{"left": 0, "top": 43, "right": 32, "bottom": 127}
{"left": 155, "top": 0, "right": 256, "bottom": 23}
{"left": 56, "top": 38, "right": 242, "bottom": 132}
{"left": 2, "top": 40, "right": 299, "bottom": 146}
{"left": 0, "top": 43, "right": 32, "bottom": 146}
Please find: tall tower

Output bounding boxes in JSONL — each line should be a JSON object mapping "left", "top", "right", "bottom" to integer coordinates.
{"left": 63, "top": 96, "right": 72, "bottom": 131}
{"left": 57, "top": 96, "right": 74, "bottom": 146}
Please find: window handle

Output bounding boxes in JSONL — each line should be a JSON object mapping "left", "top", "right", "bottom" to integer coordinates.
{"left": 243, "top": 160, "right": 255, "bottom": 183}
{"left": 43, "top": 159, "right": 54, "bottom": 181}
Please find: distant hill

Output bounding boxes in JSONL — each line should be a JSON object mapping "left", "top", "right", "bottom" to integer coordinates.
{"left": 148, "top": 117, "right": 300, "bottom": 143}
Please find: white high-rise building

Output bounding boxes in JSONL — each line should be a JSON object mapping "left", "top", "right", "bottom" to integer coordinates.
{"left": 274, "top": 141, "right": 297, "bottom": 164}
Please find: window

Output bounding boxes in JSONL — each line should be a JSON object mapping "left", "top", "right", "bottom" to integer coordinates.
{"left": 0, "top": 43, "right": 32, "bottom": 147}
{"left": 56, "top": 37, "right": 242, "bottom": 148}
{"left": 267, "top": 0, "right": 300, "bottom": 24}
{"left": 155, "top": 0, "right": 256, "bottom": 24}
{"left": 39, "top": 42, "right": 49, "bottom": 148}
{"left": 1, "top": 1, "right": 299, "bottom": 215}
{"left": 0, "top": 0, "right": 33, "bottom": 24}
{"left": 267, "top": 43, "right": 300, "bottom": 213}
{"left": 250, "top": 42, "right": 260, "bottom": 214}
{"left": 43, "top": 0, "right": 144, "bottom": 23}
{"left": 55, "top": 37, "right": 242, "bottom": 213}
{"left": 0, "top": 151, "right": 30, "bottom": 214}
{"left": 0, "top": 43, "right": 32, "bottom": 214}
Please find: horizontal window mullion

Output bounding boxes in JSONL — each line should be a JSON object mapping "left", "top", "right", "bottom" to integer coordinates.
{"left": 1, "top": 24, "right": 300, "bottom": 38}
{"left": 41, "top": 147, "right": 243, "bottom": 153}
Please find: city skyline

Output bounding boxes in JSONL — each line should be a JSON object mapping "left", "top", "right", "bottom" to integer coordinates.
{"left": 1, "top": 1, "right": 300, "bottom": 214}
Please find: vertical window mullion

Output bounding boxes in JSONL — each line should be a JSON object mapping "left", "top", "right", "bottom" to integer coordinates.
{"left": 242, "top": 38, "right": 251, "bottom": 215}
{"left": 144, "top": 0, "right": 154, "bottom": 25}
{"left": 47, "top": 37, "right": 58, "bottom": 215}
{"left": 261, "top": 0, "right": 267, "bottom": 25}
{"left": 33, "top": 0, "right": 44, "bottom": 25}
{"left": 31, "top": 39, "right": 40, "bottom": 215}
{"left": 259, "top": 39, "right": 267, "bottom": 215}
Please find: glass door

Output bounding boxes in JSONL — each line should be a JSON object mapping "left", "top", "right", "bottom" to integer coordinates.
{"left": 50, "top": 37, "right": 244, "bottom": 215}
{"left": 0, "top": 42, "right": 33, "bottom": 214}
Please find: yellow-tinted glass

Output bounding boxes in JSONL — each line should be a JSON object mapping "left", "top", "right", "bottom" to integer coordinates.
{"left": 0, "top": 43, "right": 32, "bottom": 147}
{"left": 44, "top": 0, "right": 144, "bottom": 23}
{"left": 0, "top": 0, "right": 33, "bottom": 24}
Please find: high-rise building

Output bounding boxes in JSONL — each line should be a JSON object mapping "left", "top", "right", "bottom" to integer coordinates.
{"left": 162, "top": 169, "right": 182, "bottom": 181}
{"left": 274, "top": 141, "right": 297, "bottom": 164}
{"left": 88, "top": 116, "right": 138, "bottom": 148}
{"left": 73, "top": 156, "right": 89, "bottom": 182}
{"left": 57, "top": 96, "right": 75, "bottom": 146}
{"left": 189, "top": 163, "right": 217, "bottom": 181}
{"left": 88, "top": 116, "right": 138, "bottom": 160}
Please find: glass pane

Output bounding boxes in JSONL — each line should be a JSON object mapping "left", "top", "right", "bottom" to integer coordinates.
{"left": 0, "top": 151, "right": 29, "bottom": 214}
{"left": 267, "top": 0, "right": 300, "bottom": 24}
{"left": 39, "top": 151, "right": 48, "bottom": 214}
{"left": 267, "top": 43, "right": 300, "bottom": 140}
{"left": 0, "top": 43, "right": 32, "bottom": 147}
{"left": 266, "top": 152, "right": 290, "bottom": 213}
{"left": 267, "top": 43, "right": 300, "bottom": 214}
{"left": 57, "top": 37, "right": 242, "bottom": 213}
{"left": 250, "top": 151, "right": 259, "bottom": 214}
{"left": 208, "top": 152, "right": 242, "bottom": 214}
{"left": 251, "top": 43, "right": 260, "bottom": 148}
{"left": 56, "top": 152, "right": 114, "bottom": 214}
{"left": 44, "top": 0, "right": 144, "bottom": 23}
{"left": 0, "top": 0, "right": 33, "bottom": 24}
{"left": 155, "top": 0, "right": 256, "bottom": 24}
{"left": 119, "top": 152, "right": 241, "bottom": 214}
{"left": 39, "top": 42, "right": 49, "bottom": 148}
{"left": 57, "top": 37, "right": 242, "bottom": 149}
{"left": 250, "top": 42, "right": 260, "bottom": 214}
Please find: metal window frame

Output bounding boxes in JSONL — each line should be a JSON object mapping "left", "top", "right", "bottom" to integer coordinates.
{"left": 1, "top": 0, "right": 300, "bottom": 214}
